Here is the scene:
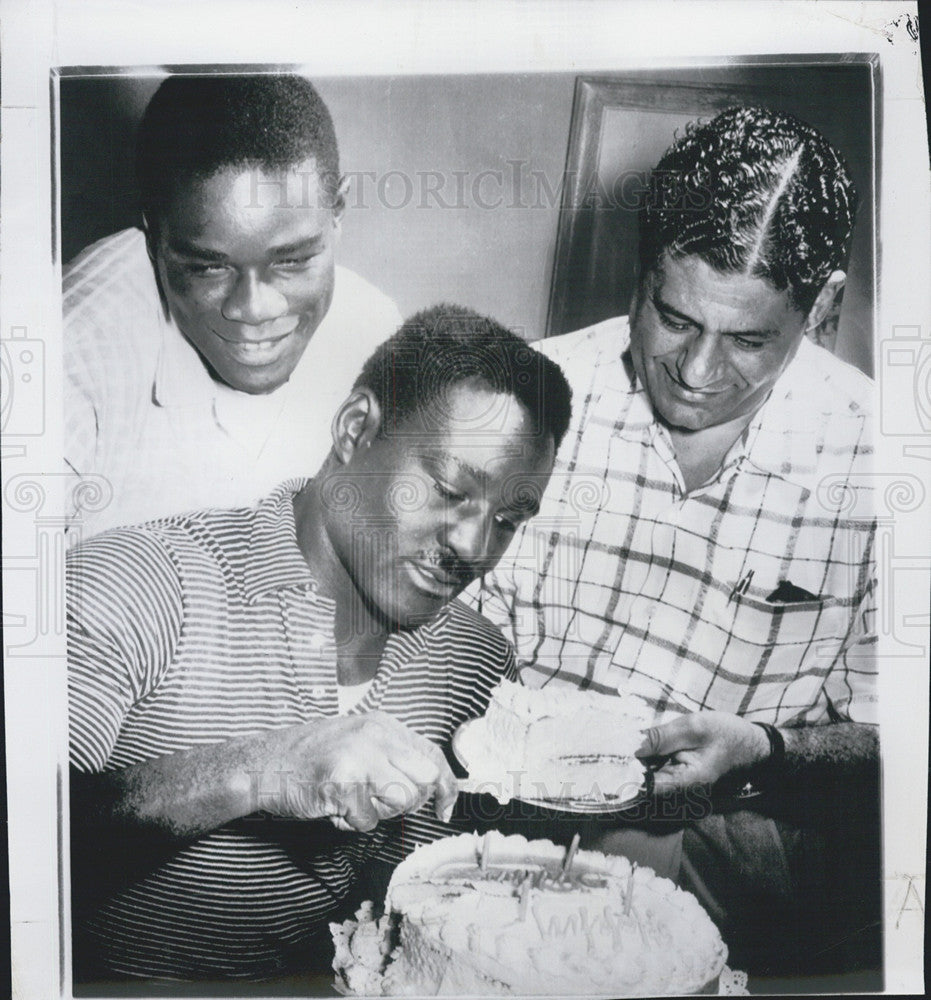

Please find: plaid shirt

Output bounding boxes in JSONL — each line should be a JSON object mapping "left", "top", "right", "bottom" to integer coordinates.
{"left": 471, "top": 318, "right": 877, "bottom": 727}
{"left": 68, "top": 480, "right": 514, "bottom": 978}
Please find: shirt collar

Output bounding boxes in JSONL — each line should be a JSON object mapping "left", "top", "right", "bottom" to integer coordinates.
{"left": 612, "top": 327, "right": 662, "bottom": 444}
{"left": 381, "top": 601, "right": 455, "bottom": 672}
{"left": 742, "top": 336, "right": 851, "bottom": 491}
{"left": 243, "top": 478, "right": 323, "bottom": 603}
{"left": 152, "top": 315, "right": 220, "bottom": 409}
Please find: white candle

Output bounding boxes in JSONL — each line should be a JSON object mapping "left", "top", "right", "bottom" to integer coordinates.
{"left": 561, "top": 832, "right": 581, "bottom": 879}
{"left": 624, "top": 862, "right": 638, "bottom": 916}
{"left": 519, "top": 874, "right": 532, "bottom": 921}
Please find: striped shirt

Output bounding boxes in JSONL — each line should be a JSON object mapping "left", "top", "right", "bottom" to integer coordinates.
{"left": 68, "top": 480, "right": 515, "bottom": 979}
{"left": 469, "top": 317, "right": 877, "bottom": 727}
{"left": 64, "top": 228, "right": 402, "bottom": 538}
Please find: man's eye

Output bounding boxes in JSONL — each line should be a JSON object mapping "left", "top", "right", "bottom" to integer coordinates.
{"left": 185, "top": 262, "right": 228, "bottom": 276}
{"left": 274, "top": 256, "right": 315, "bottom": 270}
{"left": 433, "top": 481, "right": 466, "bottom": 503}
{"left": 733, "top": 336, "right": 766, "bottom": 350}
{"left": 658, "top": 310, "right": 691, "bottom": 332}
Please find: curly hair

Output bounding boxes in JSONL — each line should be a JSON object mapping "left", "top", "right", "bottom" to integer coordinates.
{"left": 136, "top": 74, "right": 340, "bottom": 225}
{"left": 354, "top": 304, "right": 572, "bottom": 449}
{"left": 639, "top": 106, "right": 858, "bottom": 312}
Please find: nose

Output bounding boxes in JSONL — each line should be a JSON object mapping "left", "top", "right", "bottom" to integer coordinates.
{"left": 221, "top": 271, "right": 288, "bottom": 326}
{"left": 443, "top": 512, "right": 492, "bottom": 571}
{"left": 676, "top": 330, "right": 725, "bottom": 389}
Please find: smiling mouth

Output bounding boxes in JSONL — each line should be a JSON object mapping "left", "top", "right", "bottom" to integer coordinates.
{"left": 660, "top": 364, "right": 730, "bottom": 398}
{"left": 213, "top": 328, "right": 297, "bottom": 364}
{"left": 217, "top": 331, "right": 290, "bottom": 347}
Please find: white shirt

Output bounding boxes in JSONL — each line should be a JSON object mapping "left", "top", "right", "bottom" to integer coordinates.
{"left": 64, "top": 228, "right": 402, "bottom": 537}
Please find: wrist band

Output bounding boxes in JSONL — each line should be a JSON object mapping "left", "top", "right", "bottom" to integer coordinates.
{"left": 751, "top": 721, "right": 786, "bottom": 788}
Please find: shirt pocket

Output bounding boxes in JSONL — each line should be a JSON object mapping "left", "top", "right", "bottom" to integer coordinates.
{"left": 709, "top": 584, "right": 851, "bottom": 652}
{"left": 695, "top": 586, "right": 849, "bottom": 721}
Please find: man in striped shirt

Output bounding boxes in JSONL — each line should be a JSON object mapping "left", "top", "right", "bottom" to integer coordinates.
{"left": 64, "top": 74, "right": 402, "bottom": 538}
{"left": 473, "top": 108, "right": 879, "bottom": 974}
{"left": 68, "top": 306, "right": 572, "bottom": 981}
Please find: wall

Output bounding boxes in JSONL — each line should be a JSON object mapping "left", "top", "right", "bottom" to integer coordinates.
{"left": 59, "top": 72, "right": 577, "bottom": 342}
{"left": 58, "top": 68, "right": 876, "bottom": 371}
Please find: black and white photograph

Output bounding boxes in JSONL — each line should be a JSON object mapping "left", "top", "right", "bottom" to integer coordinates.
{"left": 2, "top": 2, "right": 928, "bottom": 998}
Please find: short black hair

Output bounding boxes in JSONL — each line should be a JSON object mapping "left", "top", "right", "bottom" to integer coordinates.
{"left": 136, "top": 73, "right": 340, "bottom": 226}
{"left": 354, "top": 304, "right": 572, "bottom": 450}
{"left": 639, "top": 106, "right": 858, "bottom": 313}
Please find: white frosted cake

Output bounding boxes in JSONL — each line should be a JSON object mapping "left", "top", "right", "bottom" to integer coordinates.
{"left": 331, "top": 831, "right": 728, "bottom": 996}
{"left": 458, "top": 680, "right": 653, "bottom": 804}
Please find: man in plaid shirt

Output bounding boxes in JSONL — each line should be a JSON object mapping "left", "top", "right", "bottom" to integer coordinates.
{"left": 475, "top": 107, "right": 879, "bottom": 977}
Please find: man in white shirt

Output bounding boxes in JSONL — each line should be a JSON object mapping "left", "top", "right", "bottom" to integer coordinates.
{"left": 64, "top": 74, "right": 402, "bottom": 536}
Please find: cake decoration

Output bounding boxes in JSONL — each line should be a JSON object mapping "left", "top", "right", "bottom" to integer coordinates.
{"left": 331, "top": 831, "right": 729, "bottom": 996}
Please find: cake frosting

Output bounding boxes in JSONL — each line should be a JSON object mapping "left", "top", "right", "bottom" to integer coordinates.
{"left": 331, "top": 831, "right": 728, "bottom": 996}
{"left": 459, "top": 680, "right": 653, "bottom": 804}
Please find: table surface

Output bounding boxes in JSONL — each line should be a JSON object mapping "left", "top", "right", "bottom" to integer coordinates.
{"left": 74, "top": 967, "right": 885, "bottom": 997}
{"left": 74, "top": 972, "right": 339, "bottom": 997}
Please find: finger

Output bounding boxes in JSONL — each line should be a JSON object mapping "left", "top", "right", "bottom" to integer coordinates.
{"left": 387, "top": 740, "right": 452, "bottom": 792}
{"left": 636, "top": 716, "right": 699, "bottom": 758}
{"left": 327, "top": 747, "right": 434, "bottom": 819}
{"left": 369, "top": 779, "right": 424, "bottom": 817}
{"left": 323, "top": 793, "right": 380, "bottom": 832}
{"left": 650, "top": 766, "right": 688, "bottom": 796}
{"left": 340, "top": 809, "right": 380, "bottom": 833}
{"left": 341, "top": 793, "right": 382, "bottom": 832}
{"left": 387, "top": 746, "right": 444, "bottom": 788}
{"left": 386, "top": 744, "right": 456, "bottom": 822}
{"left": 650, "top": 757, "right": 714, "bottom": 797}
{"left": 319, "top": 779, "right": 382, "bottom": 831}
{"left": 433, "top": 764, "right": 458, "bottom": 823}
{"left": 357, "top": 714, "right": 458, "bottom": 820}
{"left": 394, "top": 736, "right": 458, "bottom": 822}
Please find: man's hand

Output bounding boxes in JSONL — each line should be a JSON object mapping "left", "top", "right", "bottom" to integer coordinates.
{"left": 257, "top": 711, "right": 458, "bottom": 832}
{"left": 71, "top": 712, "right": 458, "bottom": 911}
{"left": 74, "top": 712, "right": 458, "bottom": 853}
{"left": 637, "top": 711, "right": 770, "bottom": 794}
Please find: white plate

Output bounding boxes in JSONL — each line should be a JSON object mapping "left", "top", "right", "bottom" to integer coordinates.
{"left": 451, "top": 718, "right": 648, "bottom": 814}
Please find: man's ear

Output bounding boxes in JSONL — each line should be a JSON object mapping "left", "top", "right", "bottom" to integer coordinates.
{"left": 141, "top": 212, "right": 172, "bottom": 320}
{"left": 331, "top": 174, "right": 350, "bottom": 231}
{"left": 330, "top": 388, "right": 382, "bottom": 464}
{"left": 629, "top": 270, "right": 649, "bottom": 323}
{"left": 805, "top": 270, "right": 846, "bottom": 331}
{"left": 629, "top": 282, "right": 642, "bottom": 321}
